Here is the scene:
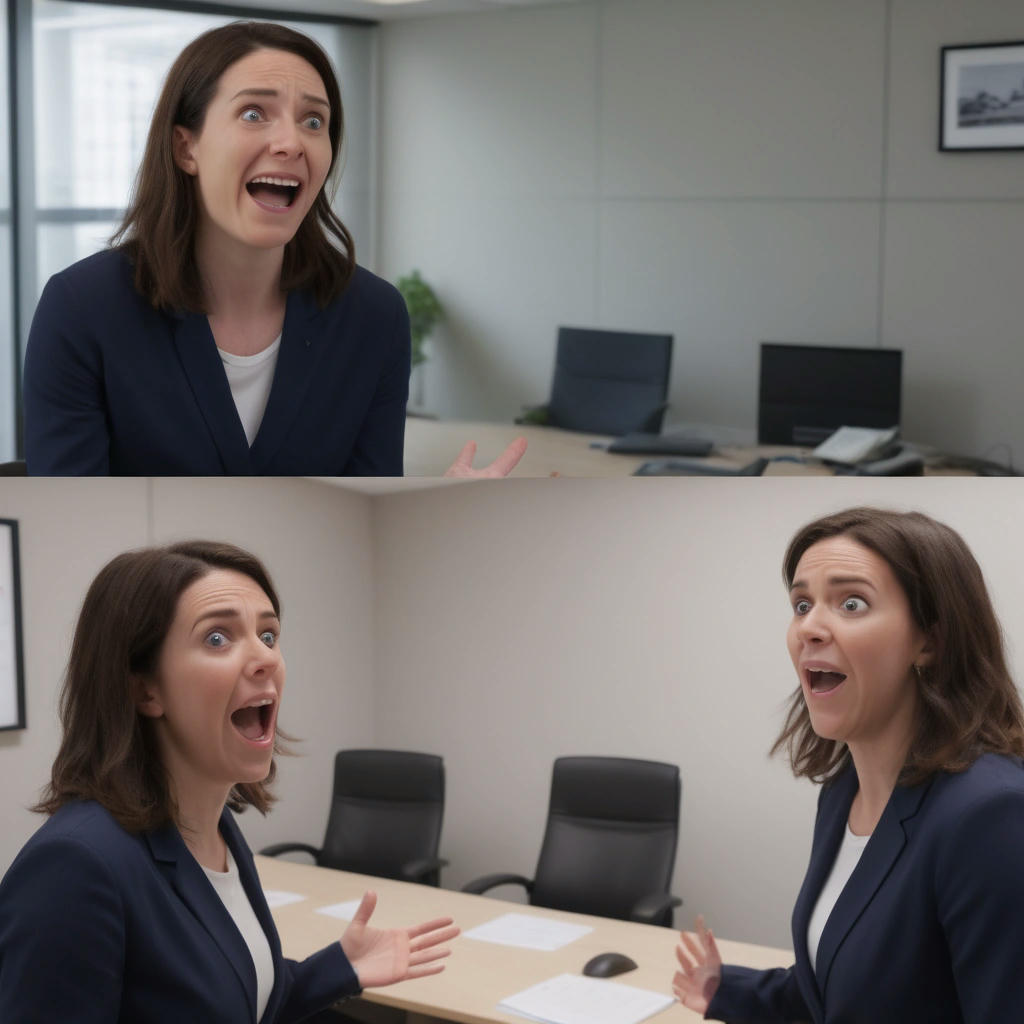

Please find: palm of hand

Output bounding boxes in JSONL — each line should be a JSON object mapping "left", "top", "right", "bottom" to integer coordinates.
{"left": 673, "top": 917, "right": 722, "bottom": 1013}
{"left": 341, "top": 920, "right": 410, "bottom": 988}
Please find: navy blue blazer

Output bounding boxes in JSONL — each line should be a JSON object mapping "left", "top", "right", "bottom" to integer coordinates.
{"left": 706, "top": 754, "right": 1024, "bottom": 1023}
{"left": 23, "top": 248, "right": 410, "bottom": 475}
{"left": 0, "top": 800, "right": 360, "bottom": 1023}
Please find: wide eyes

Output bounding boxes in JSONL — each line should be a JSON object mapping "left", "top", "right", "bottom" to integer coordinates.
{"left": 239, "top": 107, "right": 326, "bottom": 130}
{"left": 204, "top": 629, "right": 278, "bottom": 649}
{"left": 792, "top": 596, "right": 868, "bottom": 616}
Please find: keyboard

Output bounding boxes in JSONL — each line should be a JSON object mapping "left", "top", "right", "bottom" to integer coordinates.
{"left": 633, "top": 457, "right": 769, "bottom": 477}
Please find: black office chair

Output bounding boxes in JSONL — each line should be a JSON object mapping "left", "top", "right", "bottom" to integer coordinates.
{"left": 462, "top": 756, "right": 682, "bottom": 926}
{"left": 261, "top": 749, "right": 448, "bottom": 886}
{"left": 0, "top": 460, "right": 27, "bottom": 475}
{"left": 518, "top": 327, "right": 673, "bottom": 436}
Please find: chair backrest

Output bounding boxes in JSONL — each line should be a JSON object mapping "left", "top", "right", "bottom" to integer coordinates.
{"left": 547, "top": 327, "right": 673, "bottom": 436}
{"left": 530, "top": 756, "right": 681, "bottom": 924}
{"left": 318, "top": 749, "right": 445, "bottom": 883}
{"left": 0, "top": 461, "right": 27, "bottom": 476}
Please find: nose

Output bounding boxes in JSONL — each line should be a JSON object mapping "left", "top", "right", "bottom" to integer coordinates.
{"left": 794, "top": 606, "right": 830, "bottom": 645}
{"left": 244, "top": 635, "right": 282, "bottom": 678}
{"left": 269, "top": 118, "right": 303, "bottom": 159}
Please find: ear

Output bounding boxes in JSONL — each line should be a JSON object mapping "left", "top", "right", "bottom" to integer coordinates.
{"left": 172, "top": 125, "right": 198, "bottom": 176}
{"left": 914, "top": 627, "right": 938, "bottom": 670}
{"left": 135, "top": 676, "right": 165, "bottom": 719}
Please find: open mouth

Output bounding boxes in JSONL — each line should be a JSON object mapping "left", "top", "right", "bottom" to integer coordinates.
{"left": 806, "top": 668, "right": 847, "bottom": 694}
{"left": 246, "top": 176, "right": 300, "bottom": 210}
{"left": 230, "top": 699, "right": 275, "bottom": 742}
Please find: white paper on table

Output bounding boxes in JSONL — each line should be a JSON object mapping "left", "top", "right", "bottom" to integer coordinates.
{"left": 315, "top": 899, "right": 363, "bottom": 920}
{"left": 498, "top": 973, "right": 674, "bottom": 1024}
{"left": 262, "top": 890, "right": 307, "bottom": 908}
{"left": 462, "top": 912, "right": 592, "bottom": 951}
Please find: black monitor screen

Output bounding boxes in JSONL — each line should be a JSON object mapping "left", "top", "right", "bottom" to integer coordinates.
{"left": 758, "top": 343, "right": 902, "bottom": 446}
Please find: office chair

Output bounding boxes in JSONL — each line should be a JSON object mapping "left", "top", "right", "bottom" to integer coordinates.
{"left": 518, "top": 327, "right": 673, "bottom": 436}
{"left": 0, "top": 460, "right": 27, "bottom": 475}
{"left": 260, "top": 749, "right": 448, "bottom": 886}
{"left": 462, "top": 756, "right": 683, "bottom": 926}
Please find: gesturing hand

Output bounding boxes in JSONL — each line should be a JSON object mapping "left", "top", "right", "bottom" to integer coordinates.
{"left": 340, "top": 891, "right": 460, "bottom": 989}
{"left": 444, "top": 438, "right": 528, "bottom": 478}
{"left": 673, "top": 915, "right": 722, "bottom": 1013}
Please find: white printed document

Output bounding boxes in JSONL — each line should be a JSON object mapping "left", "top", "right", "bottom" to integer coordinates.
{"left": 498, "top": 973, "right": 675, "bottom": 1024}
{"left": 262, "top": 890, "right": 307, "bottom": 908}
{"left": 463, "top": 912, "right": 593, "bottom": 951}
{"left": 315, "top": 899, "right": 363, "bottom": 920}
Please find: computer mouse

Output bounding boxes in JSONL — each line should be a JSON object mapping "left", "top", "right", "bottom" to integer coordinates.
{"left": 582, "top": 952, "right": 638, "bottom": 978}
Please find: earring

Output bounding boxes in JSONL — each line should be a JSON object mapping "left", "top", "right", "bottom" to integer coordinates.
{"left": 913, "top": 663, "right": 924, "bottom": 680}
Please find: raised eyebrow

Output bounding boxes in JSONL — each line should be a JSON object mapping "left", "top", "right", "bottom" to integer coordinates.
{"left": 788, "top": 575, "right": 876, "bottom": 594}
{"left": 229, "top": 87, "right": 330, "bottom": 110}
{"left": 192, "top": 608, "right": 280, "bottom": 632}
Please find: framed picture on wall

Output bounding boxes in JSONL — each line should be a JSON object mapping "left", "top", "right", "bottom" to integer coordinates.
{"left": 940, "top": 41, "right": 1024, "bottom": 151}
{"left": 0, "top": 519, "right": 26, "bottom": 731}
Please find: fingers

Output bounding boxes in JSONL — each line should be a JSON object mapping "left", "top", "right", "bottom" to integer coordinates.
{"left": 351, "top": 890, "right": 377, "bottom": 926}
{"left": 486, "top": 437, "right": 528, "bottom": 476}
{"left": 407, "top": 917, "right": 457, "bottom": 943}
{"left": 409, "top": 944, "right": 453, "bottom": 968}
{"left": 444, "top": 441, "right": 477, "bottom": 476}
{"left": 679, "top": 930, "right": 705, "bottom": 966}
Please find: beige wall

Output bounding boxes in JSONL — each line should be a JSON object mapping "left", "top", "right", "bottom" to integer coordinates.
{"left": 378, "top": 0, "right": 1024, "bottom": 461}
{"left": 0, "top": 478, "right": 375, "bottom": 870}
{"left": 370, "top": 477, "right": 1024, "bottom": 947}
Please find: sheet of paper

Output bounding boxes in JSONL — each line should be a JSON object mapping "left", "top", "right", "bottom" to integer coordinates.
{"left": 262, "top": 889, "right": 307, "bottom": 908}
{"left": 462, "top": 912, "right": 592, "bottom": 951}
{"left": 498, "top": 973, "right": 674, "bottom": 1024}
{"left": 315, "top": 899, "right": 363, "bottom": 920}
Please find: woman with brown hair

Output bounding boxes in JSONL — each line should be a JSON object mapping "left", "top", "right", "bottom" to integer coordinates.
{"left": 22, "top": 21, "right": 524, "bottom": 478}
{"left": 0, "top": 541, "right": 458, "bottom": 1022}
{"left": 672, "top": 507, "right": 1024, "bottom": 1023}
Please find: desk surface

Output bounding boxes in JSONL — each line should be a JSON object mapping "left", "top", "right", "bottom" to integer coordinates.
{"left": 256, "top": 855, "right": 793, "bottom": 1024}
{"left": 403, "top": 419, "right": 967, "bottom": 478}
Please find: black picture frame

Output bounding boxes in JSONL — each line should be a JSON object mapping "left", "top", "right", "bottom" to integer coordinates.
{"left": 940, "top": 41, "right": 1024, "bottom": 151}
{"left": 0, "top": 519, "right": 26, "bottom": 731}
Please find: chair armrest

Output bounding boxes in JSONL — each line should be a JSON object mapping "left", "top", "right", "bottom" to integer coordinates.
{"left": 640, "top": 402, "right": 671, "bottom": 434}
{"left": 259, "top": 842, "right": 322, "bottom": 861}
{"left": 461, "top": 872, "right": 534, "bottom": 896}
{"left": 514, "top": 405, "right": 550, "bottom": 426}
{"left": 399, "top": 857, "right": 450, "bottom": 883}
{"left": 629, "top": 892, "right": 683, "bottom": 926}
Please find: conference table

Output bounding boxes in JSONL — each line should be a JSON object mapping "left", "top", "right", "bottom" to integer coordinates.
{"left": 256, "top": 855, "right": 794, "bottom": 1024}
{"left": 402, "top": 418, "right": 968, "bottom": 478}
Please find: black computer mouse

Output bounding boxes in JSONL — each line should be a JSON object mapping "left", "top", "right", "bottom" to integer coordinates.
{"left": 582, "top": 952, "right": 638, "bottom": 978}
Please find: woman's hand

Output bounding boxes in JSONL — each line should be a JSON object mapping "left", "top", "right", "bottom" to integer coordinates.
{"left": 444, "top": 438, "right": 528, "bottom": 478}
{"left": 340, "top": 891, "right": 460, "bottom": 989}
{"left": 673, "top": 915, "right": 722, "bottom": 1013}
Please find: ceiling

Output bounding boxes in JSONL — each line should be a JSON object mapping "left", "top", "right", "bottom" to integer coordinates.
{"left": 236, "top": 0, "right": 580, "bottom": 24}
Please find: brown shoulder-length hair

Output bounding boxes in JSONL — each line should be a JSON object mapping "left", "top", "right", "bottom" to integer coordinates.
{"left": 771, "top": 507, "right": 1024, "bottom": 786}
{"left": 35, "top": 541, "right": 287, "bottom": 832}
{"left": 111, "top": 21, "right": 354, "bottom": 312}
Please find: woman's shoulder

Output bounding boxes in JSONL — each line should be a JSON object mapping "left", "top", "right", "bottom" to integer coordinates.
{"left": 20, "top": 800, "right": 131, "bottom": 853}
{"left": 45, "top": 247, "right": 134, "bottom": 292}
{"left": 330, "top": 263, "right": 405, "bottom": 315}
{"left": 926, "top": 753, "right": 1024, "bottom": 821}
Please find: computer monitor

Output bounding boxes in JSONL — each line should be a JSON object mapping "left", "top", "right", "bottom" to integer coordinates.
{"left": 758, "top": 342, "right": 902, "bottom": 446}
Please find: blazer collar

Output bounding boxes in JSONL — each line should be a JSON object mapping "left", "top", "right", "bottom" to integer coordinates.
{"left": 143, "top": 811, "right": 259, "bottom": 1022}
{"left": 170, "top": 289, "right": 325, "bottom": 475}
{"left": 248, "top": 289, "right": 325, "bottom": 472}
{"left": 792, "top": 764, "right": 934, "bottom": 1015}
{"left": 171, "top": 313, "right": 253, "bottom": 474}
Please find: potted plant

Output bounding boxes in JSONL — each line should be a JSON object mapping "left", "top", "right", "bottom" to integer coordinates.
{"left": 396, "top": 270, "right": 443, "bottom": 414}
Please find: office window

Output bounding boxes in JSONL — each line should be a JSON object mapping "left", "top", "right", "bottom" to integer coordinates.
{"left": 1, "top": 9, "right": 14, "bottom": 461}
{"left": 32, "top": 0, "right": 374, "bottom": 296}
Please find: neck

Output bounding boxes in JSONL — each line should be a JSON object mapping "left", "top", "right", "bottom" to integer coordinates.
{"left": 169, "top": 774, "right": 233, "bottom": 872}
{"left": 847, "top": 731, "right": 913, "bottom": 835}
{"left": 195, "top": 226, "right": 285, "bottom": 320}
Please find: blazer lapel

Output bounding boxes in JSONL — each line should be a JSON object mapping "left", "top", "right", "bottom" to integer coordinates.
{"left": 144, "top": 821, "right": 258, "bottom": 1021}
{"left": 791, "top": 766, "right": 858, "bottom": 1023}
{"left": 248, "top": 289, "right": 327, "bottom": 472}
{"left": 170, "top": 312, "right": 253, "bottom": 474}
{"left": 813, "top": 774, "right": 933, "bottom": 1000}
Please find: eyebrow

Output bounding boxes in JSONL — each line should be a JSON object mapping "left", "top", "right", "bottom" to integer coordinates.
{"left": 191, "top": 608, "right": 280, "bottom": 632}
{"left": 789, "top": 575, "right": 877, "bottom": 594}
{"left": 229, "top": 87, "right": 330, "bottom": 110}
